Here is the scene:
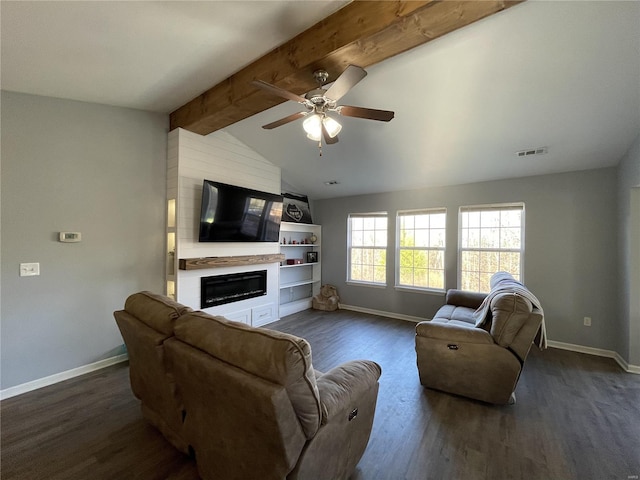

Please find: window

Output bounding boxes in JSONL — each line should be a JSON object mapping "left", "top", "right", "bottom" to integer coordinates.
{"left": 396, "top": 209, "right": 446, "bottom": 291}
{"left": 348, "top": 213, "right": 387, "bottom": 285}
{"left": 459, "top": 204, "right": 524, "bottom": 292}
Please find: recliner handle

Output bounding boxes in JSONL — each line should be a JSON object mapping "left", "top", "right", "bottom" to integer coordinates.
{"left": 348, "top": 408, "right": 358, "bottom": 421}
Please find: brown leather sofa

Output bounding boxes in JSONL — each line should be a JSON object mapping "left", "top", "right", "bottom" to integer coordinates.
{"left": 415, "top": 273, "right": 544, "bottom": 405}
{"left": 115, "top": 292, "right": 381, "bottom": 480}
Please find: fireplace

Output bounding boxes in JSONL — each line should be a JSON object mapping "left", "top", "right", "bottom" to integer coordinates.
{"left": 200, "top": 270, "right": 267, "bottom": 309}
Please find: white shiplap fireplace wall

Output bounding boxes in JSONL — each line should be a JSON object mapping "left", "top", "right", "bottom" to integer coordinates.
{"left": 167, "top": 128, "right": 282, "bottom": 325}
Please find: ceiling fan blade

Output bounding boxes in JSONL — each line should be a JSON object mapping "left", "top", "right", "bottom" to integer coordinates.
{"left": 252, "top": 80, "right": 307, "bottom": 104}
{"left": 261, "top": 111, "right": 307, "bottom": 130}
{"left": 322, "top": 123, "right": 339, "bottom": 144}
{"left": 325, "top": 65, "right": 367, "bottom": 101}
{"left": 338, "top": 105, "right": 395, "bottom": 122}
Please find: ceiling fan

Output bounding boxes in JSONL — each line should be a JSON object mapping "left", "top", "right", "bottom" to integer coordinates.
{"left": 251, "top": 65, "right": 394, "bottom": 153}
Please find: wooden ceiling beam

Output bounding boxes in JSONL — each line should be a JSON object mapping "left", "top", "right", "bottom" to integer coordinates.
{"left": 170, "top": 0, "right": 522, "bottom": 135}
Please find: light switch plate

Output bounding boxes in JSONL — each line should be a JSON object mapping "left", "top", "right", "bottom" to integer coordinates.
{"left": 20, "top": 263, "right": 40, "bottom": 277}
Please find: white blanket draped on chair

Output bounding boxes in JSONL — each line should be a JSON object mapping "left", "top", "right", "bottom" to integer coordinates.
{"left": 474, "top": 272, "right": 547, "bottom": 349}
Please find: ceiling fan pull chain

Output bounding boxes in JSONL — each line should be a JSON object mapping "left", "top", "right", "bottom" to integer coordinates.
{"left": 318, "top": 139, "right": 323, "bottom": 157}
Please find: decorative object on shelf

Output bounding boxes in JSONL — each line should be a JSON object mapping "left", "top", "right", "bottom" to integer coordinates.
{"left": 309, "top": 233, "right": 318, "bottom": 244}
{"left": 306, "top": 251, "right": 318, "bottom": 263}
{"left": 282, "top": 192, "right": 312, "bottom": 224}
{"left": 312, "top": 284, "right": 339, "bottom": 311}
{"left": 286, "top": 258, "right": 303, "bottom": 265}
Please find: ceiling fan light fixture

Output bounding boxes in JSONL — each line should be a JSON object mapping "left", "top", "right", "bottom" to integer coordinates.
{"left": 254, "top": 65, "right": 393, "bottom": 149}
{"left": 303, "top": 113, "right": 341, "bottom": 142}
{"left": 303, "top": 114, "right": 322, "bottom": 141}
{"left": 323, "top": 116, "right": 342, "bottom": 138}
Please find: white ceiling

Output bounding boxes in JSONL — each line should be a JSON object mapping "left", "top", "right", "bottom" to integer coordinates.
{"left": 2, "top": 1, "right": 639, "bottom": 200}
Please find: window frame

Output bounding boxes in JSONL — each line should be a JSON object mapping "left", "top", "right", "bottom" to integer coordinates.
{"left": 347, "top": 212, "right": 388, "bottom": 287}
{"left": 395, "top": 207, "right": 447, "bottom": 293}
{"left": 458, "top": 203, "right": 525, "bottom": 293}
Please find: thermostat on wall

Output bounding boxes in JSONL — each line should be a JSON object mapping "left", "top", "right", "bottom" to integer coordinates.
{"left": 59, "top": 232, "right": 82, "bottom": 243}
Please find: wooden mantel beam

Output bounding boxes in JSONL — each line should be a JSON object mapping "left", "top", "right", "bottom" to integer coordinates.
{"left": 170, "top": 0, "right": 522, "bottom": 135}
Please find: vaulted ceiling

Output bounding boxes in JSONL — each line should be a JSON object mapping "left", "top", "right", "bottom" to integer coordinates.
{"left": 169, "top": 1, "right": 521, "bottom": 135}
{"left": 2, "top": 1, "right": 639, "bottom": 199}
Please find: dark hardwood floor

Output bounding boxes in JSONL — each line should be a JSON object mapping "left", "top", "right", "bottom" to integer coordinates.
{"left": 2, "top": 309, "right": 639, "bottom": 480}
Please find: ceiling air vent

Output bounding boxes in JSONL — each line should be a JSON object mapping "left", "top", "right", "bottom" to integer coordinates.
{"left": 516, "top": 146, "right": 548, "bottom": 157}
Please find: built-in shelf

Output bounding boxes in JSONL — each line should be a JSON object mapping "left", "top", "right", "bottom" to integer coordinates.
{"left": 166, "top": 198, "right": 177, "bottom": 299}
{"left": 279, "top": 222, "right": 321, "bottom": 317}
{"left": 179, "top": 254, "right": 285, "bottom": 270}
{"left": 280, "top": 279, "right": 319, "bottom": 289}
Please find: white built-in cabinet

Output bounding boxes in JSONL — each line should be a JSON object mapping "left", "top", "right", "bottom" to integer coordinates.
{"left": 279, "top": 222, "right": 321, "bottom": 317}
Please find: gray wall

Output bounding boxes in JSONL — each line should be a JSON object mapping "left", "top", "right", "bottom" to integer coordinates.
{"left": 314, "top": 168, "right": 620, "bottom": 353}
{"left": 1, "top": 89, "right": 634, "bottom": 390}
{"left": 617, "top": 133, "right": 640, "bottom": 365}
{"left": 1, "top": 91, "right": 168, "bottom": 390}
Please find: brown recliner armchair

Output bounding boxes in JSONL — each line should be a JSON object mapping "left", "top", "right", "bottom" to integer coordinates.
{"left": 164, "top": 311, "right": 382, "bottom": 480}
{"left": 113, "top": 291, "right": 192, "bottom": 453}
{"left": 415, "top": 273, "right": 544, "bottom": 405}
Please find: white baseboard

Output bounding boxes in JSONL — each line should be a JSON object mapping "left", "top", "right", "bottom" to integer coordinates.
{"left": 543, "top": 341, "right": 639, "bottom": 374}
{"left": 0, "top": 354, "right": 129, "bottom": 401}
{"left": 340, "top": 305, "right": 640, "bottom": 374}
{"left": 2, "top": 323, "right": 637, "bottom": 401}
{"left": 339, "top": 303, "right": 428, "bottom": 323}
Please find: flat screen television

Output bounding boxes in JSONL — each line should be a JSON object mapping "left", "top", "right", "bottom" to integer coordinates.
{"left": 198, "top": 180, "right": 283, "bottom": 242}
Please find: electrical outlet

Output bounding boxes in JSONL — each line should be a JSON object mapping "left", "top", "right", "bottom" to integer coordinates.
{"left": 583, "top": 316, "right": 592, "bottom": 327}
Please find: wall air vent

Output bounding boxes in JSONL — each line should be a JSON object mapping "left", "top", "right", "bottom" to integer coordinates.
{"left": 516, "top": 146, "right": 548, "bottom": 157}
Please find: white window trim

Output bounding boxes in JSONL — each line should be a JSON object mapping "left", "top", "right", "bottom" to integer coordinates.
{"left": 347, "top": 212, "right": 388, "bottom": 287}
{"left": 457, "top": 202, "right": 525, "bottom": 291}
{"left": 347, "top": 281, "right": 388, "bottom": 289}
{"left": 395, "top": 207, "right": 447, "bottom": 292}
{"left": 393, "top": 285, "right": 446, "bottom": 296}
